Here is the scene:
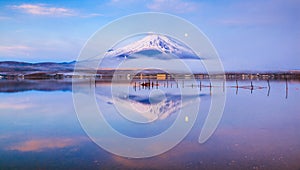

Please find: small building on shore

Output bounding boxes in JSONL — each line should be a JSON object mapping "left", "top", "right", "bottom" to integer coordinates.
{"left": 156, "top": 74, "right": 166, "bottom": 80}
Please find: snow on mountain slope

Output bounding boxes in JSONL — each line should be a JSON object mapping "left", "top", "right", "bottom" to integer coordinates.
{"left": 105, "top": 34, "right": 197, "bottom": 58}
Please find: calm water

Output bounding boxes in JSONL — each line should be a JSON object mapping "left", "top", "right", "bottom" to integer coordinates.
{"left": 0, "top": 80, "right": 299, "bottom": 169}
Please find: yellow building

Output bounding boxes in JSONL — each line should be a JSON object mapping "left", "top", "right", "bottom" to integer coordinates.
{"left": 156, "top": 74, "right": 166, "bottom": 80}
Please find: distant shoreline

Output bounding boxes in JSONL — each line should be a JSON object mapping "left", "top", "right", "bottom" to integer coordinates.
{"left": 1, "top": 71, "right": 300, "bottom": 81}
{"left": 0, "top": 61, "right": 299, "bottom": 81}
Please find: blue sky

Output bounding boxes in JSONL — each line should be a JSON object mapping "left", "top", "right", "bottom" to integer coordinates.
{"left": 0, "top": 0, "right": 299, "bottom": 71}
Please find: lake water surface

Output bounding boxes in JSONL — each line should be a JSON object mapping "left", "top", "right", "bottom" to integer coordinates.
{"left": 0, "top": 80, "right": 299, "bottom": 169}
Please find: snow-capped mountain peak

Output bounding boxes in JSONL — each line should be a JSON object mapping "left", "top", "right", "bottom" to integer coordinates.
{"left": 105, "top": 34, "right": 196, "bottom": 58}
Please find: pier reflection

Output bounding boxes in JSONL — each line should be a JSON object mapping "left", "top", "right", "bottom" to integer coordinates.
{"left": 0, "top": 78, "right": 291, "bottom": 99}
{"left": 131, "top": 79, "right": 289, "bottom": 98}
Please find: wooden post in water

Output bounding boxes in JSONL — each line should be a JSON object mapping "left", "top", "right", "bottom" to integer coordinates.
{"left": 236, "top": 79, "right": 238, "bottom": 95}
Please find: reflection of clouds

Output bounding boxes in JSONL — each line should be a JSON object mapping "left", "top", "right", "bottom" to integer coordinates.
{"left": 0, "top": 92, "right": 73, "bottom": 116}
{"left": 110, "top": 125, "right": 300, "bottom": 169}
{"left": 0, "top": 134, "right": 11, "bottom": 140}
{"left": 214, "top": 128, "right": 300, "bottom": 154}
{"left": 7, "top": 137, "right": 87, "bottom": 152}
{"left": 110, "top": 140, "right": 206, "bottom": 169}
{"left": 0, "top": 102, "right": 34, "bottom": 110}
{"left": 0, "top": 95, "right": 35, "bottom": 110}
{"left": 0, "top": 92, "right": 83, "bottom": 152}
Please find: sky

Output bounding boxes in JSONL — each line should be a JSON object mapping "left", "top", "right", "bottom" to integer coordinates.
{"left": 0, "top": 0, "right": 299, "bottom": 71}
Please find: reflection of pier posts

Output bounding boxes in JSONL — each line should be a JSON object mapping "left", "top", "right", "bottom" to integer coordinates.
{"left": 209, "top": 82, "right": 212, "bottom": 96}
{"left": 200, "top": 81, "right": 202, "bottom": 91}
{"left": 286, "top": 78, "right": 288, "bottom": 99}
{"left": 89, "top": 77, "right": 92, "bottom": 89}
{"left": 250, "top": 81, "right": 253, "bottom": 94}
{"left": 134, "top": 82, "right": 137, "bottom": 91}
{"left": 267, "top": 79, "right": 270, "bottom": 96}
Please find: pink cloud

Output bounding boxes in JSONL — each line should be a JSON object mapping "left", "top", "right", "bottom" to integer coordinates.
{"left": 0, "top": 45, "right": 33, "bottom": 52}
{"left": 10, "top": 4, "right": 76, "bottom": 17}
{"left": 0, "top": 45, "right": 34, "bottom": 57}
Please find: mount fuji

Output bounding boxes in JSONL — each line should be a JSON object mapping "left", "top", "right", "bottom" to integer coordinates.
{"left": 105, "top": 34, "right": 199, "bottom": 60}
